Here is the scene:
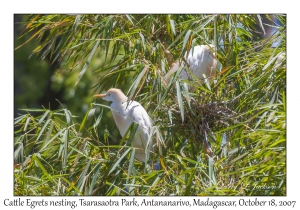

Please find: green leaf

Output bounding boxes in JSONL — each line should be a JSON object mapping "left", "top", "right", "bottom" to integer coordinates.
{"left": 14, "top": 114, "right": 28, "bottom": 125}
{"left": 75, "top": 39, "right": 100, "bottom": 86}
{"left": 208, "top": 156, "right": 216, "bottom": 185}
{"left": 64, "top": 109, "right": 71, "bottom": 126}
{"left": 62, "top": 128, "right": 69, "bottom": 170}
{"left": 37, "top": 118, "right": 51, "bottom": 141}
{"left": 23, "top": 116, "right": 31, "bottom": 132}
{"left": 109, "top": 148, "right": 131, "bottom": 175}
{"left": 40, "top": 128, "right": 66, "bottom": 152}
{"left": 256, "top": 15, "right": 266, "bottom": 35}
{"left": 182, "top": 83, "right": 191, "bottom": 109}
{"left": 45, "top": 120, "right": 54, "bottom": 144}
{"left": 184, "top": 167, "right": 196, "bottom": 196}
{"left": 170, "top": 19, "right": 176, "bottom": 36}
{"left": 127, "top": 65, "right": 149, "bottom": 102}
{"left": 79, "top": 107, "right": 91, "bottom": 133}
{"left": 73, "top": 15, "right": 82, "bottom": 33}
{"left": 88, "top": 163, "right": 102, "bottom": 195}
{"left": 33, "top": 154, "right": 53, "bottom": 181}
{"left": 126, "top": 148, "right": 136, "bottom": 186}
{"left": 155, "top": 65, "right": 184, "bottom": 112}
{"left": 168, "top": 109, "right": 173, "bottom": 125}
{"left": 176, "top": 81, "right": 184, "bottom": 123}
{"left": 125, "top": 15, "right": 134, "bottom": 25}
{"left": 139, "top": 32, "right": 146, "bottom": 52}
{"left": 181, "top": 30, "right": 191, "bottom": 55}
{"left": 93, "top": 108, "right": 103, "bottom": 130}
{"left": 262, "top": 52, "right": 282, "bottom": 71}
{"left": 14, "top": 143, "right": 24, "bottom": 162}
{"left": 126, "top": 123, "right": 139, "bottom": 147}
{"left": 76, "top": 159, "right": 92, "bottom": 191}
{"left": 37, "top": 110, "right": 50, "bottom": 125}
{"left": 19, "top": 108, "right": 46, "bottom": 112}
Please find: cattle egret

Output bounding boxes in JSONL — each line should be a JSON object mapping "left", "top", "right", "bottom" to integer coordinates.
{"left": 94, "top": 88, "right": 153, "bottom": 162}
{"left": 165, "top": 45, "right": 217, "bottom": 92}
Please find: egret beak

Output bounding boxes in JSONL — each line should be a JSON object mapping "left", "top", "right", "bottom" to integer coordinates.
{"left": 94, "top": 93, "right": 106, "bottom": 98}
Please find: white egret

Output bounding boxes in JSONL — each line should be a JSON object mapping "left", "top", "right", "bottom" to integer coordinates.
{"left": 94, "top": 88, "right": 153, "bottom": 162}
{"left": 165, "top": 45, "right": 217, "bottom": 91}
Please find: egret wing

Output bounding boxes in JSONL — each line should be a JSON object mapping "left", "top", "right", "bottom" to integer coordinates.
{"left": 126, "top": 101, "right": 153, "bottom": 161}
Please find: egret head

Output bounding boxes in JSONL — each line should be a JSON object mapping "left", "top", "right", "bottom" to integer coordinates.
{"left": 94, "top": 88, "right": 127, "bottom": 103}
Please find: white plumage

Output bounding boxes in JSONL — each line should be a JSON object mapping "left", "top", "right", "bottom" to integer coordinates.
{"left": 94, "top": 88, "right": 152, "bottom": 162}
{"left": 165, "top": 45, "right": 217, "bottom": 91}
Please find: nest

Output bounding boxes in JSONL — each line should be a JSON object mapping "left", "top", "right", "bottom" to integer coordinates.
{"left": 193, "top": 100, "right": 238, "bottom": 128}
{"left": 160, "top": 93, "right": 239, "bottom": 157}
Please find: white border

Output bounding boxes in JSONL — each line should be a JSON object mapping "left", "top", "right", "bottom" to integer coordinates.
{"left": 2, "top": 1, "right": 299, "bottom": 209}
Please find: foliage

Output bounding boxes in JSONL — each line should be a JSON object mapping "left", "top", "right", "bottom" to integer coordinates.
{"left": 14, "top": 14, "right": 286, "bottom": 195}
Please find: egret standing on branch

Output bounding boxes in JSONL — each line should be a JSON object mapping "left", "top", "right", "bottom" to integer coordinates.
{"left": 94, "top": 88, "right": 153, "bottom": 162}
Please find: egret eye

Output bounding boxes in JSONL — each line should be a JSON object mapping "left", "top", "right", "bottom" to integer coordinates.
{"left": 107, "top": 93, "right": 111, "bottom": 96}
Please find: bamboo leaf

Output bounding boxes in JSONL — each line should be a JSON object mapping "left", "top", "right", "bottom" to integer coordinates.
{"left": 184, "top": 168, "right": 196, "bottom": 196}
{"left": 155, "top": 65, "right": 184, "bottom": 112}
{"left": 93, "top": 108, "right": 103, "bottom": 130}
{"left": 33, "top": 154, "right": 53, "bottom": 181}
{"left": 37, "top": 110, "right": 50, "bottom": 125}
{"left": 168, "top": 109, "right": 173, "bottom": 125}
{"left": 45, "top": 120, "right": 54, "bottom": 144}
{"left": 73, "top": 15, "right": 82, "bottom": 33}
{"left": 176, "top": 81, "right": 184, "bottom": 122}
{"left": 182, "top": 83, "right": 191, "bottom": 109}
{"left": 170, "top": 19, "right": 176, "bottom": 36}
{"left": 40, "top": 128, "right": 66, "bottom": 151}
{"left": 262, "top": 52, "right": 282, "bottom": 71}
{"left": 126, "top": 148, "right": 136, "bottom": 188}
{"left": 88, "top": 163, "right": 102, "bottom": 195}
{"left": 208, "top": 156, "right": 216, "bottom": 185}
{"left": 127, "top": 65, "right": 149, "bottom": 102}
{"left": 64, "top": 109, "right": 71, "bottom": 126}
{"left": 125, "top": 15, "right": 134, "bottom": 25}
{"left": 15, "top": 27, "right": 44, "bottom": 50}
{"left": 79, "top": 107, "right": 91, "bottom": 132}
{"left": 37, "top": 118, "right": 51, "bottom": 141}
{"left": 256, "top": 15, "right": 266, "bottom": 35}
{"left": 63, "top": 129, "right": 69, "bottom": 170}
{"left": 109, "top": 148, "right": 131, "bottom": 175}
{"left": 181, "top": 30, "right": 191, "bottom": 55}
{"left": 75, "top": 39, "right": 100, "bottom": 86}
{"left": 14, "top": 114, "right": 28, "bottom": 125}
{"left": 14, "top": 143, "right": 24, "bottom": 161}
{"left": 76, "top": 159, "right": 92, "bottom": 190}
{"left": 159, "top": 157, "right": 168, "bottom": 174}
{"left": 23, "top": 116, "right": 31, "bottom": 132}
